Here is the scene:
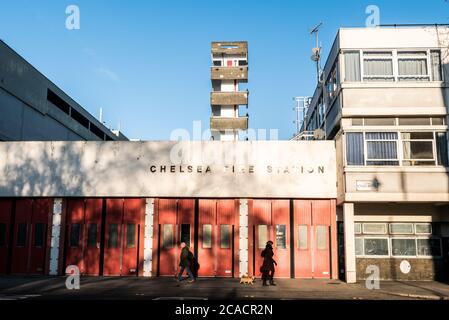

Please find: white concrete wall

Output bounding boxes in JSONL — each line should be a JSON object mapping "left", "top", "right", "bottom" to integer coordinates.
{"left": 0, "top": 141, "right": 337, "bottom": 198}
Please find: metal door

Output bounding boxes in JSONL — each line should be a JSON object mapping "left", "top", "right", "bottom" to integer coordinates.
{"left": 65, "top": 199, "right": 85, "bottom": 272}
{"left": 311, "top": 201, "right": 331, "bottom": 278}
{"left": 271, "top": 200, "right": 290, "bottom": 278}
{"left": 251, "top": 200, "right": 273, "bottom": 278}
{"left": 294, "top": 200, "right": 312, "bottom": 278}
{"left": 121, "top": 198, "right": 145, "bottom": 276}
{"left": 103, "top": 199, "right": 123, "bottom": 276}
{"left": 11, "top": 199, "right": 33, "bottom": 274}
{"left": 0, "top": 200, "right": 12, "bottom": 274}
{"left": 216, "top": 200, "right": 236, "bottom": 277}
{"left": 83, "top": 199, "right": 102, "bottom": 275}
{"left": 157, "top": 199, "right": 178, "bottom": 276}
{"left": 198, "top": 199, "right": 216, "bottom": 276}
{"left": 28, "top": 199, "right": 50, "bottom": 275}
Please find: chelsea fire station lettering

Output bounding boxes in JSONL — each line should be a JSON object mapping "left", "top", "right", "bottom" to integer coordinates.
{"left": 149, "top": 165, "right": 326, "bottom": 174}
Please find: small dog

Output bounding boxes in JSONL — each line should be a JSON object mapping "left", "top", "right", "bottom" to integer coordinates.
{"left": 239, "top": 274, "right": 255, "bottom": 285}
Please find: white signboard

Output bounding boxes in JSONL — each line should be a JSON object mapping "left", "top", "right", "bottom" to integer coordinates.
{"left": 0, "top": 141, "right": 336, "bottom": 198}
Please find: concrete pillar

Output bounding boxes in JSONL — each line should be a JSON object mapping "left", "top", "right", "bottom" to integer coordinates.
{"left": 143, "top": 198, "right": 155, "bottom": 277}
{"left": 239, "top": 199, "right": 249, "bottom": 277}
{"left": 49, "top": 198, "right": 62, "bottom": 276}
{"left": 343, "top": 202, "right": 356, "bottom": 283}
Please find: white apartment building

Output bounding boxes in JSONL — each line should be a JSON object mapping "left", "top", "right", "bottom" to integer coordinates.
{"left": 301, "top": 25, "right": 449, "bottom": 282}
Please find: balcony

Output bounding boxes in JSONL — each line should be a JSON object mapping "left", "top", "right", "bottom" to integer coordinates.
{"left": 211, "top": 41, "right": 248, "bottom": 55}
{"left": 211, "top": 66, "right": 248, "bottom": 81}
{"left": 210, "top": 91, "right": 248, "bottom": 106}
{"left": 210, "top": 116, "right": 248, "bottom": 131}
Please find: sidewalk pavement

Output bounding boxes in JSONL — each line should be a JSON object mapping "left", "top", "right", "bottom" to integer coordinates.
{"left": 1, "top": 276, "right": 449, "bottom": 300}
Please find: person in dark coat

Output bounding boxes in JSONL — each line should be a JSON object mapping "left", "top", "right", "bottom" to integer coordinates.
{"left": 260, "top": 240, "right": 277, "bottom": 286}
{"left": 177, "top": 242, "right": 195, "bottom": 282}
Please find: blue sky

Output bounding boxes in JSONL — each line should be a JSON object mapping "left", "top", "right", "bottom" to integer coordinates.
{"left": 1, "top": 0, "right": 448, "bottom": 140}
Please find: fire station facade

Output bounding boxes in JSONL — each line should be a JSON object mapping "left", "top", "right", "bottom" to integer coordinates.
{"left": 0, "top": 141, "right": 339, "bottom": 280}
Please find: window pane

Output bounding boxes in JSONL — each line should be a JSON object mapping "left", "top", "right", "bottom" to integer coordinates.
{"left": 398, "top": 118, "right": 431, "bottom": 126}
{"left": 403, "top": 141, "right": 434, "bottom": 160}
{"left": 363, "top": 223, "right": 387, "bottom": 234}
{"left": 17, "top": 223, "right": 27, "bottom": 247}
{"left": 437, "top": 132, "right": 449, "bottom": 166}
{"left": 432, "top": 118, "right": 445, "bottom": 125}
{"left": 34, "top": 223, "right": 45, "bottom": 247}
{"left": 364, "top": 238, "right": 389, "bottom": 255}
{"left": 389, "top": 223, "right": 414, "bottom": 235}
{"left": 364, "top": 59, "right": 393, "bottom": 76}
{"left": 258, "top": 225, "right": 268, "bottom": 249}
{"left": 431, "top": 50, "right": 442, "bottom": 81}
{"left": 346, "top": 133, "right": 364, "bottom": 165}
{"left": 392, "top": 239, "right": 416, "bottom": 256}
{"left": 364, "top": 118, "right": 396, "bottom": 126}
{"left": 162, "top": 224, "right": 173, "bottom": 249}
{"left": 202, "top": 224, "right": 212, "bottom": 249}
{"left": 366, "top": 132, "right": 398, "bottom": 140}
{"left": 70, "top": 223, "right": 80, "bottom": 247}
{"left": 398, "top": 58, "right": 428, "bottom": 77}
{"left": 220, "top": 225, "right": 231, "bottom": 249}
{"left": 0, "top": 223, "right": 6, "bottom": 246}
{"left": 417, "top": 238, "right": 441, "bottom": 256}
{"left": 344, "top": 51, "right": 361, "bottom": 82}
{"left": 298, "top": 225, "right": 308, "bottom": 250}
{"left": 354, "top": 223, "right": 362, "bottom": 234}
{"left": 108, "top": 224, "right": 119, "bottom": 248}
{"left": 276, "top": 225, "right": 287, "bottom": 249}
{"left": 352, "top": 118, "right": 363, "bottom": 126}
{"left": 355, "top": 237, "right": 363, "bottom": 256}
{"left": 126, "top": 224, "right": 136, "bottom": 248}
{"left": 87, "top": 224, "right": 97, "bottom": 248}
{"left": 180, "top": 224, "right": 190, "bottom": 246}
{"left": 415, "top": 223, "right": 432, "bottom": 235}
{"left": 316, "top": 226, "right": 327, "bottom": 250}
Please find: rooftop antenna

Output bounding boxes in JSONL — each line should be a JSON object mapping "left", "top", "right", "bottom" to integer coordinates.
{"left": 310, "top": 22, "right": 323, "bottom": 84}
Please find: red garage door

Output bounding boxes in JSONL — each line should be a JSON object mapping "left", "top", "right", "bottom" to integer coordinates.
{"left": 0, "top": 200, "right": 12, "bottom": 274}
{"left": 11, "top": 199, "right": 51, "bottom": 275}
{"left": 103, "top": 198, "right": 145, "bottom": 276}
{"left": 155, "top": 199, "right": 195, "bottom": 276}
{"left": 197, "top": 199, "right": 238, "bottom": 277}
{"left": 251, "top": 200, "right": 290, "bottom": 278}
{"left": 294, "top": 200, "right": 334, "bottom": 279}
{"left": 65, "top": 199, "right": 102, "bottom": 275}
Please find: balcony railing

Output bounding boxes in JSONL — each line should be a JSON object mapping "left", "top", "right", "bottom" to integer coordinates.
{"left": 210, "top": 91, "right": 248, "bottom": 106}
{"left": 211, "top": 66, "right": 248, "bottom": 81}
{"left": 210, "top": 116, "right": 248, "bottom": 131}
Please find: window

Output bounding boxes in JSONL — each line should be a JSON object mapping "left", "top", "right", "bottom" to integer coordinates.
{"left": 326, "top": 66, "right": 338, "bottom": 101}
{"left": 398, "top": 118, "right": 431, "bottom": 126}
{"left": 354, "top": 223, "right": 362, "bottom": 234}
{"left": 363, "top": 51, "right": 394, "bottom": 81}
{"left": 391, "top": 238, "right": 417, "bottom": 256}
{"left": 17, "top": 223, "right": 27, "bottom": 247}
{"left": 389, "top": 223, "right": 414, "bottom": 235}
{"left": 126, "top": 224, "right": 136, "bottom": 248}
{"left": 355, "top": 237, "right": 364, "bottom": 256}
{"left": 162, "top": 224, "right": 173, "bottom": 249}
{"left": 436, "top": 132, "right": 449, "bottom": 166}
{"left": 347, "top": 131, "right": 447, "bottom": 167}
{"left": 180, "top": 224, "right": 190, "bottom": 246}
{"left": 108, "top": 224, "right": 119, "bottom": 248}
{"left": 316, "top": 226, "right": 327, "bottom": 250}
{"left": 47, "top": 89, "right": 70, "bottom": 114}
{"left": 346, "top": 133, "right": 364, "bottom": 165}
{"left": 0, "top": 223, "right": 6, "bottom": 246}
{"left": 364, "top": 118, "right": 396, "bottom": 126}
{"left": 397, "top": 51, "right": 429, "bottom": 81}
{"left": 344, "top": 51, "right": 361, "bottom": 82}
{"left": 33, "top": 223, "right": 45, "bottom": 247}
{"left": 70, "top": 223, "right": 80, "bottom": 248}
{"left": 220, "top": 225, "right": 231, "bottom": 249}
{"left": 363, "top": 223, "right": 387, "bottom": 235}
{"left": 402, "top": 132, "right": 435, "bottom": 166}
{"left": 298, "top": 225, "right": 308, "bottom": 250}
{"left": 258, "top": 225, "right": 268, "bottom": 249}
{"left": 364, "top": 238, "right": 389, "bottom": 256}
{"left": 417, "top": 238, "right": 441, "bottom": 256}
{"left": 415, "top": 223, "right": 432, "bottom": 235}
{"left": 430, "top": 50, "right": 442, "bottom": 81}
{"left": 87, "top": 224, "right": 97, "bottom": 248}
{"left": 366, "top": 132, "right": 399, "bottom": 166}
{"left": 213, "top": 60, "right": 222, "bottom": 66}
{"left": 202, "top": 224, "right": 212, "bottom": 249}
{"left": 276, "top": 225, "right": 287, "bottom": 249}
